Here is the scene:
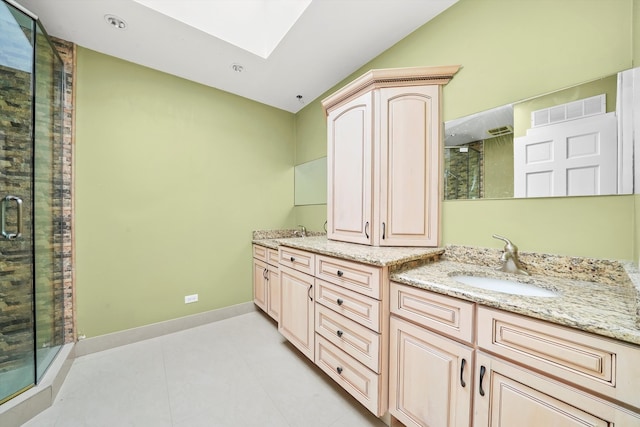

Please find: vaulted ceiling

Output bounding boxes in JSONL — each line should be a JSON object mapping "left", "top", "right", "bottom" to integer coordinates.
{"left": 14, "top": 0, "right": 458, "bottom": 112}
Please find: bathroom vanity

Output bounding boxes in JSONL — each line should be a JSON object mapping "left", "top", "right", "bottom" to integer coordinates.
{"left": 251, "top": 234, "right": 640, "bottom": 426}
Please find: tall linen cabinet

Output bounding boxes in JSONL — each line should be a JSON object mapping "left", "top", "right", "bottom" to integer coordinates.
{"left": 322, "top": 66, "right": 460, "bottom": 247}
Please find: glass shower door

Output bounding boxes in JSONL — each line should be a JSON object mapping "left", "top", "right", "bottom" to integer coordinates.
{"left": 33, "top": 19, "right": 64, "bottom": 381}
{"left": 0, "top": 1, "right": 36, "bottom": 403}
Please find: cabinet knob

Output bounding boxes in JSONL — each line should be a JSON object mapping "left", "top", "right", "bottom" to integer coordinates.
{"left": 337, "top": 330, "right": 344, "bottom": 337}
{"left": 290, "top": 256, "right": 295, "bottom": 262}
{"left": 337, "top": 270, "right": 343, "bottom": 277}
{"left": 336, "top": 367, "right": 343, "bottom": 374}
{"left": 337, "top": 298, "right": 344, "bottom": 306}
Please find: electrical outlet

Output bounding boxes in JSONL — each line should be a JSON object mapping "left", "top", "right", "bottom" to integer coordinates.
{"left": 184, "top": 294, "right": 198, "bottom": 304}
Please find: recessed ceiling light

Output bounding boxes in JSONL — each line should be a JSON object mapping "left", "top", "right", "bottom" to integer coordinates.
{"left": 231, "top": 63, "right": 244, "bottom": 73}
{"left": 105, "top": 14, "right": 127, "bottom": 30}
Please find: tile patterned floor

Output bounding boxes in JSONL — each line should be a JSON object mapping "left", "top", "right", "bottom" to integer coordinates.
{"left": 23, "top": 311, "right": 387, "bottom": 427}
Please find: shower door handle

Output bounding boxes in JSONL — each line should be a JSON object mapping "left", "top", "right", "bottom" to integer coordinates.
{"left": 2, "top": 195, "right": 23, "bottom": 240}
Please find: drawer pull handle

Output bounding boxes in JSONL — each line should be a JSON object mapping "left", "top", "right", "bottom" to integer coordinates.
{"left": 382, "top": 222, "right": 386, "bottom": 240}
{"left": 263, "top": 268, "right": 268, "bottom": 280}
{"left": 337, "top": 270, "right": 343, "bottom": 277}
{"left": 460, "top": 358, "right": 466, "bottom": 388}
{"left": 337, "top": 298, "right": 344, "bottom": 306}
{"left": 308, "top": 284, "right": 313, "bottom": 301}
{"left": 479, "top": 366, "right": 486, "bottom": 396}
{"left": 336, "top": 330, "right": 343, "bottom": 337}
{"left": 336, "top": 367, "right": 343, "bottom": 374}
{"left": 290, "top": 256, "right": 295, "bottom": 262}
{"left": 364, "top": 221, "right": 369, "bottom": 239}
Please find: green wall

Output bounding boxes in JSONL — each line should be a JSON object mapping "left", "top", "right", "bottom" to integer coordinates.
{"left": 75, "top": 47, "right": 296, "bottom": 337}
{"left": 632, "top": 0, "right": 640, "bottom": 264}
{"left": 293, "top": 0, "right": 637, "bottom": 260}
{"left": 483, "top": 135, "right": 514, "bottom": 199}
{"left": 77, "top": 0, "right": 640, "bottom": 338}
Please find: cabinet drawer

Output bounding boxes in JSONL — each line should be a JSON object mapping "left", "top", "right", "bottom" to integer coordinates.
{"left": 266, "top": 248, "right": 279, "bottom": 266}
{"left": 252, "top": 244, "right": 268, "bottom": 262}
{"left": 315, "top": 335, "right": 383, "bottom": 416}
{"left": 474, "top": 352, "right": 640, "bottom": 426}
{"left": 315, "top": 304, "right": 381, "bottom": 372}
{"left": 315, "top": 255, "right": 382, "bottom": 299}
{"left": 279, "top": 246, "right": 315, "bottom": 275}
{"left": 478, "top": 306, "right": 640, "bottom": 410}
{"left": 390, "top": 282, "right": 474, "bottom": 344}
{"left": 315, "top": 279, "right": 381, "bottom": 332}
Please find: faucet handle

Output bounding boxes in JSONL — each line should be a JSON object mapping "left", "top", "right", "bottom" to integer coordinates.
{"left": 492, "top": 234, "right": 518, "bottom": 254}
{"left": 492, "top": 234, "right": 511, "bottom": 245}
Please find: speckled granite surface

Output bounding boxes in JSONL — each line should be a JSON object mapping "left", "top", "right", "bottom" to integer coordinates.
{"left": 444, "top": 245, "right": 630, "bottom": 286}
{"left": 252, "top": 229, "right": 325, "bottom": 240}
{"left": 393, "top": 251, "right": 640, "bottom": 346}
{"left": 251, "top": 234, "right": 640, "bottom": 345}
{"left": 252, "top": 230, "right": 326, "bottom": 250}
{"left": 252, "top": 235, "right": 444, "bottom": 267}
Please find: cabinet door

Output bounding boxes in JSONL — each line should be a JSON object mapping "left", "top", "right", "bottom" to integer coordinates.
{"left": 327, "top": 91, "right": 373, "bottom": 245}
{"left": 377, "top": 86, "right": 441, "bottom": 247}
{"left": 253, "top": 258, "right": 268, "bottom": 312}
{"left": 390, "top": 316, "right": 472, "bottom": 427}
{"left": 278, "top": 265, "right": 315, "bottom": 361}
{"left": 473, "top": 352, "right": 640, "bottom": 427}
{"left": 266, "top": 266, "right": 280, "bottom": 321}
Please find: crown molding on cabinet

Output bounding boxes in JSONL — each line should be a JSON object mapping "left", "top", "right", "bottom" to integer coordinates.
{"left": 321, "top": 65, "right": 461, "bottom": 114}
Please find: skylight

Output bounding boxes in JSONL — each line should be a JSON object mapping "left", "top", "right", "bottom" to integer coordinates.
{"left": 132, "top": 0, "right": 312, "bottom": 59}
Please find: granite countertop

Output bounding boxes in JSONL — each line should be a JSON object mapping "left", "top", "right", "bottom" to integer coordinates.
{"left": 252, "top": 231, "right": 640, "bottom": 346}
{"left": 253, "top": 234, "right": 444, "bottom": 267}
{"left": 392, "top": 252, "right": 640, "bottom": 346}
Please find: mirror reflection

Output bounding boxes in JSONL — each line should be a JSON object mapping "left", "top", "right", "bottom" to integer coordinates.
{"left": 294, "top": 157, "right": 327, "bottom": 206}
{"left": 443, "top": 69, "right": 635, "bottom": 200}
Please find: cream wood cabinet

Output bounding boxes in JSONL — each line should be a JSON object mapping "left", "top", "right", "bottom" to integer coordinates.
{"left": 252, "top": 245, "right": 280, "bottom": 321}
{"left": 475, "top": 307, "right": 640, "bottom": 418}
{"left": 389, "top": 282, "right": 640, "bottom": 426}
{"left": 314, "top": 254, "right": 388, "bottom": 416}
{"left": 277, "top": 245, "right": 390, "bottom": 417}
{"left": 389, "top": 282, "right": 475, "bottom": 427}
{"left": 322, "top": 66, "right": 460, "bottom": 247}
{"left": 277, "top": 247, "right": 316, "bottom": 361}
{"left": 473, "top": 352, "right": 640, "bottom": 426}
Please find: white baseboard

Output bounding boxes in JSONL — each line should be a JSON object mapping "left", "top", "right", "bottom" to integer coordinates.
{"left": 74, "top": 302, "right": 257, "bottom": 357}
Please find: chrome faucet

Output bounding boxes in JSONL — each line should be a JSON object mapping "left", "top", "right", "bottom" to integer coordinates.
{"left": 294, "top": 225, "right": 307, "bottom": 237}
{"left": 492, "top": 234, "right": 529, "bottom": 275}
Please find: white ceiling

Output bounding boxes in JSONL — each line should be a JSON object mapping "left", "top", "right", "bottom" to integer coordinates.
{"left": 445, "top": 104, "right": 514, "bottom": 146}
{"left": 12, "top": 0, "right": 458, "bottom": 113}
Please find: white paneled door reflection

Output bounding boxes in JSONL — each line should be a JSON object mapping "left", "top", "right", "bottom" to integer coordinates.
{"left": 514, "top": 112, "right": 617, "bottom": 197}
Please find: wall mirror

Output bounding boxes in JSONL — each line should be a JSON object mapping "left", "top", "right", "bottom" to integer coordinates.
{"left": 444, "top": 67, "right": 639, "bottom": 200}
{"left": 294, "top": 157, "right": 327, "bottom": 205}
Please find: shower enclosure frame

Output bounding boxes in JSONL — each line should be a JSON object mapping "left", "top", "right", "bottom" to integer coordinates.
{"left": 0, "top": 0, "right": 72, "bottom": 405}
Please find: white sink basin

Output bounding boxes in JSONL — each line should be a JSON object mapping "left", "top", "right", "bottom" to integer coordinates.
{"left": 451, "top": 275, "right": 558, "bottom": 297}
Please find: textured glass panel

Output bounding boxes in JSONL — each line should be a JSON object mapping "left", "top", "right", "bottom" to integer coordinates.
{"left": 0, "top": 0, "right": 35, "bottom": 404}
{"left": 34, "top": 20, "right": 64, "bottom": 382}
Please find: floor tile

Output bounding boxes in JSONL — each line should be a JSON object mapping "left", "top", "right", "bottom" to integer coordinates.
{"left": 22, "top": 311, "right": 388, "bottom": 427}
